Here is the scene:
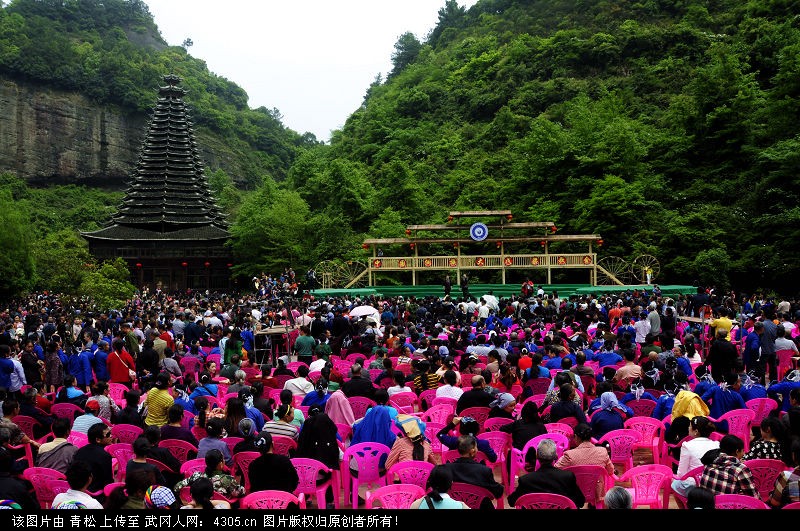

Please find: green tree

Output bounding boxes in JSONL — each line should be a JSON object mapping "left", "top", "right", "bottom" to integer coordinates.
{"left": 0, "top": 188, "right": 34, "bottom": 296}
{"left": 78, "top": 258, "right": 136, "bottom": 311}
{"left": 389, "top": 32, "right": 422, "bottom": 79}
{"left": 33, "top": 229, "right": 92, "bottom": 294}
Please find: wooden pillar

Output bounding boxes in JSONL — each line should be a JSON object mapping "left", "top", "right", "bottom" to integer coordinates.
{"left": 412, "top": 243, "right": 417, "bottom": 286}
{"left": 501, "top": 241, "right": 506, "bottom": 284}
{"left": 546, "top": 242, "right": 551, "bottom": 284}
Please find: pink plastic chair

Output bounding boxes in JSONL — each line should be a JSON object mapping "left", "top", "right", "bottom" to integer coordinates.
{"left": 449, "top": 481, "right": 503, "bottom": 509}
{"left": 513, "top": 492, "right": 577, "bottom": 509}
{"left": 477, "top": 431, "right": 512, "bottom": 487}
{"left": 206, "top": 353, "right": 221, "bottom": 367}
{"left": 232, "top": 451, "right": 260, "bottom": 492}
{"left": 105, "top": 442, "right": 134, "bottom": 482}
{"left": 335, "top": 423, "right": 353, "bottom": 447}
{"left": 431, "top": 396, "right": 459, "bottom": 411}
{"left": 523, "top": 394, "right": 548, "bottom": 408}
{"left": 388, "top": 392, "right": 418, "bottom": 415}
{"left": 777, "top": 349, "right": 796, "bottom": 380}
{"left": 50, "top": 403, "right": 83, "bottom": 423}
{"left": 159, "top": 439, "right": 198, "bottom": 462}
{"left": 627, "top": 399, "right": 657, "bottom": 417}
{"left": 110, "top": 423, "right": 143, "bottom": 444}
{"left": 715, "top": 493, "right": 769, "bottom": 509}
{"left": 241, "top": 490, "right": 306, "bottom": 509}
{"left": 671, "top": 465, "right": 704, "bottom": 509}
{"left": 424, "top": 421, "right": 445, "bottom": 456}
{"left": 525, "top": 377, "right": 551, "bottom": 396}
{"left": 181, "top": 409, "right": 195, "bottom": 429}
{"left": 340, "top": 442, "right": 391, "bottom": 508}
{"left": 365, "top": 484, "right": 425, "bottom": 509}
{"left": 509, "top": 433, "right": 570, "bottom": 490}
{"left": 291, "top": 457, "right": 339, "bottom": 509}
{"left": 12, "top": 415, "right": 43, "bottom": 441}
{"left": 222, "top": 436, "right": 244, "bottom": 456}
{"left": 417, "top": 389, "right": 438, "bottom": 411}
{"left": 483, "top": 417, "right": 514, "bottom": 432}
{"left": 103, "top": 482, "right": 126, "bottom": 498}
{"left": 564, "top": 464, "right": 615, "bottom": 508}
{"left": 745, "top": 458, "right": 790, "bottom": 501}
{"left": 272, "top": 434, "right": 298, "bottom": 456}
{"left": 545, "top": 422, "right": 575, "bottom": 440}
{"left": 709, "top": 408, "right": 755, "bottom": 453}
{"left": 387, "top": 461, "right": 435, "bottom": 490}
{"left": 459, "top": 406, "right": 491, "bottom": 433}
{"left": 179, "top": 458, "right": 207, "bottom": 478}
{"left": 624, "top": 416, "right": 664, "bottom": 465}
{"left": 108, "top": 383, "right": 130, "bottom": 407}
{"left": 746, "top": 398, "right": 779, "bottom": 429}
{"left": 618, "top": 464, "right": 672, "bottom": 508}
{"left": 347, "top": 396, "right": 376, "bottom": 421}
{"left": 420, "top": 404, "right": 454, "bottom": 425}
{"left": 598, "top": 428, "right": 641, "bottom": 474}
{"left": 22, "top": 467, "right": 66, "bottom": 509}
{"left": 783, "top": 501, "right": 800, "bottom": 509}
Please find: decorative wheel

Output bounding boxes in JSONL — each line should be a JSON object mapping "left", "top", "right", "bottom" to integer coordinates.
{"left": 597, "top": 256, "right": 633, "bottom": 285}
{"left": 632, "top": 254, "right": 660, "bottom": 284}
{"left": 337, "top": 260, "right": 368, "bottom": 289}
{"left": 314, "top": 260, "right": 340, "bottom": 289}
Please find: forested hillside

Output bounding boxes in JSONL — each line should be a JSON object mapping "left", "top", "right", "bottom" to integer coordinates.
{"left": 273, "top": 0, "right": 800, "bottom": 293}
{"left": 1, "top": 0, "right": 799, "bottom": 297}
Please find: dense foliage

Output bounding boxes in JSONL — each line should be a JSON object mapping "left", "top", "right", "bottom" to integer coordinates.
{"left": 2, "top": 0, "right": 799, "bottom": 296}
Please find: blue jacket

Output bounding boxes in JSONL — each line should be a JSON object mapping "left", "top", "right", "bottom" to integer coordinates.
{"left": 767, "top": 381, "right": 800, "bottom": 412}
{"left": 68, "top": 349, "right": 94, "bottom": 387}
{"left": 93, "top": 349, "right": 110, "bottom": 382}
{"left": 701, "top": 385, "right": 746, "bottom": 419}
{"left": 595, "top": 351, "right": 623, "bottom": 367}
{"left": 652, "top": 394, "right": 675, "bottom": 420}
{"left": 0, "top": 358, "right": 14, "bottom": 389}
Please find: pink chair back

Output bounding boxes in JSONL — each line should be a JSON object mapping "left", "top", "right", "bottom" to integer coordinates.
{"left": 418, "top": 389, "right": 437, "bottom": 410}
{"left": 513, "top": 492, "right": 577, "bottom": 509}
{"left": 431, "top": 396, "right": 459, "bottom": 410}
{"left": 483, "top": 417, "right": 514, "bottom": 432}
{"left": 624, "top": 416, "right": 664, "bottom": 464}
{"left": 272, "top": 434, "right": 298, "bottom": 456}
{"left": 223, "top": 437, "right": 244, "bottom": 456}
{"left": 618, "top": 464, "right": 672, "bottom": 508}
{"left": 387, "top": 461, "right": 435, "bottom": 489}
{"left": 51, "top": 403, "right": 83, "bottom": 423}
{"left": 347, "top": 396, "right": 376, "bottom": 421}
{"left": 66, "top": 431, "right": 88, "bottom": 448}
{"left": 545, "top": 422, "right": 575, "bottom": 440}
{"left": 181, "top": 409, "right": 195, "bottom": 429}
{"left": 108, "top": 383, "right": 129, "bottom": 407}
{"left": 745, "top": 458, "right": 790, "bottom": 501}
{"left": 777, "top": 349, "right": 795, "bottom": 380}
{"left": 627, "top": 399, "right": 657, "bottom": 417}
{"left": 715, "top": 493, "right": 769, "bottom": 509}
{"left": 206, "top": 353, "right": 221, "bottom": 367}
{"left": 746, "top": 398, "right": 779, "bottom": 428}
{"left": 459, "top": 407, "right": 491, "bottom": 433}
{"left": 564, "top": 464, "right": 613, "bottom": 508}
{"left": 524, "top": 377, "right": 552, "bottom": 396}
{"left": 341, "top": 442, "right": 391, "bottom": 508}
{"left": 449, "top": 481, "right": 502, "bottom": 509}
{"left": 420, "top": 404, "right": 454, "bottom": 425}
{"left": 145, "top": 457, "right": 173, "bottom": 473}
{"left": 179, "top": 458, "right": 207, "bottom": 478}
{"left": 158, "top": 439, "right": 198, "bottom": 462}
{"left": 711, "top": 408, "right": 755, "bottom": 453}
{"left": 291, "top": 457, "right": 338, "bottom": 509}
{"left": 424, "top": 422, "right": 445, "bottom": 455}
{"left": 22, "top": 467, "right": 67, "bottom": 509}
{"left": 598, "top": 428, "right": 640, "bottom": 474}
{"left": 671, "top": 465, "right": 704, "bottom": 509}
{"left": 365, "top": 484, "right": 425, "bottom": 509}
{"left": 105, "top": 443, "right": 134, "bottom": 482}
{"left": 388, "top": 392, "right": 418, "bottom": 414}
{"left": 232, "top": 451, "right": 261, "bottom": 491}
{"left": 523, "top": 394, "right": 548, "bottom": 408}
{"left": 241, "top": 490, "right": 305, "bottom": 509}
{"left": 111, "top": 423, "right": 143, "bottom": 444}
{"left": 12, "top": 415, "right": 42, "bottom": 440}
{"left": 335, "top": 423, "right": 352, "bottom": 446}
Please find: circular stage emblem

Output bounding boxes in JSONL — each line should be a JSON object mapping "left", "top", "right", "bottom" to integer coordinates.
{"left": 398, "top": 259, "right": 407, "bottom": 269}
{"left": 372, "top": 259, "right": 382, "bottom": 268}
{"left": 423, "top": 258, "right": 433, "bottom": 268}
{"left": 474, "top": 257, "right": 486, "bottom": 267}
{"left": 582, "top": 255, "right": 593, "bottom": 265}
{"left": 530, "top": 257, "right": 541, "bottom": 266}
{"left": 448, "top": 258, "right": 458, "bottom": 268}
{"left": 503, "top": 257, "right": 513, "bottom": 267}
{"left": 469, "top": 222, "right": 488, "bottom": 241}
{"left": 557, "top": 256, "right": 567, "bottom": 265}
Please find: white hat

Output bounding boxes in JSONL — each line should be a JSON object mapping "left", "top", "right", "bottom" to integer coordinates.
{"left": 204, "top": 310, "right": 213, "bottom": 317}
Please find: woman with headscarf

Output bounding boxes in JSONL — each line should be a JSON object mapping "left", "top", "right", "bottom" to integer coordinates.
{"left": 652, "top": 375, "right": 687, "bottom": 421}
{"left": 324, "top": 389, "right": 355, "bottom": 428}
{"left": 296, "top": 407, "right": 341, "bottom": 470}
{"left": 384, "top": 414, "right": 436, "bottom": 470}
{"left": 350, "top": 404, "right": 396, "bottom": 450}
{"left": 232, "top": 417, "right": 259, "bottom": 453}
{"left": 499, "top": 401, "right": 547, "bottom": 451}
{"left": 487, "top": 392, "right": 517, "bottom": 420}
{"left": 590, "top": 392, "right": 630, "bottom": 439}
{"left": 620, "top": 378, "right": 658, "bottom": 404}
{"left": 301, "top": 377, "right": 333, "bottom": 408}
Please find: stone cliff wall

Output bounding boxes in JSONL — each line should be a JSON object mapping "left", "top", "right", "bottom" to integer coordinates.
{"left": 0, "top": 79, "right": 245, "bottom": 189}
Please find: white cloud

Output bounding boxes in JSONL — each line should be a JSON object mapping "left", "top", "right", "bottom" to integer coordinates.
{"left": 145, "top": 0, "right": 478, "bottom": 142}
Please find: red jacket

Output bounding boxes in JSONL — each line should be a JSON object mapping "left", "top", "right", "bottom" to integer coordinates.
{"left": 108, "top": 349, "right": 136, "bottom": 384}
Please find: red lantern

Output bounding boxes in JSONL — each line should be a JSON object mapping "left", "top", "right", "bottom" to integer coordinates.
{"left": 496, "top": 241, "right": 502, "bottom": 248}
{"left": 540, "top": 240, "right": 546, "bottom": 247}
{"left": 410, "top": 243, "right": 415, "bottom": 249}
{"left": 405, "top": 229, "right": 412, "bottom": 236}
{"left": 204, "top": 261, "right": 210, "bottom": 268}
{"left": 453, "top": 242, "right": 459, "bottom": 248}
{"left": 181, "top": 261, "right": 188, "bottom": 268}
{"left": 447, "top": 215, "right": 454, "bottom": 222}
{"left": 135, "top": 262, "right": 142, "bottom": 269}
{"left": 506, "top": 214, "right": 513, "bottom": 221}
{"left": 362, "top": 243, "right": 369, "bottom": 249}
{"left": 227, "top": 263, "right": 233, "bottom": 268}
{"left": 551, "top": 225, "right": 557, "bottom": 233}
{"left": 597, "top": 239, "right": 604, "bottom": 247}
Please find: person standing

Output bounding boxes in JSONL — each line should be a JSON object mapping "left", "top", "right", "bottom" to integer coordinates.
{"left": 443, "top": 275, "right": 452, "bottom": 297}
{"left": 460, "top": 273, "right": 469, "bottom": 299}
{"left": 758, "top": 306, "right": 778, "bottom": 384}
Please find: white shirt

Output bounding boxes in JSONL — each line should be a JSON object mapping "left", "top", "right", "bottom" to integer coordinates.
{"left": 775, "top": 337, "right": 798, "bottom": 353}
{"left": 435, "top": 385, "right": 463, "bottom": 400}
{"left": 677, "top": 437, "right": 719, "bottom": 477}
{"left": 52, "top": 489, "right": 104, "bottom": 509}
{"left": 283, "top": 377, "right": 314, "bottom": 396}
{"left": 387, "top": 385, "right": 414, "bottom": 397}
{"left": 309, "top": 358, "right": 327, "bottom": 373}
{"left": 634, "top": 320, "right": 651, "bottom": 343}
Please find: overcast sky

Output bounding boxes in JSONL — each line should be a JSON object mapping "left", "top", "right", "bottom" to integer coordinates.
{"left": 145, "top": 0, "right": 479, "bottom": 142}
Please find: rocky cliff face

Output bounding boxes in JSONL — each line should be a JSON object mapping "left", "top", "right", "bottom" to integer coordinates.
{"left": 0, "top": 78, "right": 242, "bottom": 189}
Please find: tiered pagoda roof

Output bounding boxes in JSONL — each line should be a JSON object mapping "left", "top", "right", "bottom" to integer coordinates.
{"left": 84, "top": 74, "right": 229, "bottom": 242}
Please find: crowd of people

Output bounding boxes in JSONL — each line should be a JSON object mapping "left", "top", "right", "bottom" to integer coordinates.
{"left": 0, "top": 281, "right": 797, "bottom": 509}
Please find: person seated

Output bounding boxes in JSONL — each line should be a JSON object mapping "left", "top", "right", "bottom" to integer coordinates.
{"left": 590, "top": 392, "right": 631, "bottom": 440}
{"left": 0, "top": 446, "right": 38, "bottom": 509}
{"left": 441, "top": 435, "right": 504, "bottom": 509}
{"left": 173, "top": 448, "right": 244, "bottom": 501}
{"left": 671, "top": 416, "right": 719, "bottom": 497}
{"left": 36, "top": 417, "right": 77, "bottom": 474}
{"left": 604, "top": 485, "right": 633, "bottom": 509}
{"left": 69, "top": 399, "right": 105, "bottom": 435}
{"left": 768, "top": 438, "right": 800, "bottom": 508}
{"left": 341, "top": 363, "right": 376, "bottom": 399}
{"left": 180, "top": 476, "right": 231, "bottom": 509}
{"left": 248, "top": 432, "right": 299, "bottom": 496}
{"left": 409, "top": 465, "right": 469, "bottom": 509}
{"left": 51, "top": 460, "right": 104, "bottom": 509}
{"left": 384, "top": 414, "right": 437, "bottom": 470}
{"left": 507, "top": 438, "right": 585, "bottom": 508}
{"left": 700, "top": 372, "right": 746, "bottom": 422}
{"left": 555, "top": 423, "right": 614, "bottom": 475}
{"left": 548, "top": 383, "right": 587, "bottom": 425}
{"left": 487, "top": 392, "right": 517, "bottom": 420}
{"left": 698, "top": 434, "right": 758, "bottom": 497}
